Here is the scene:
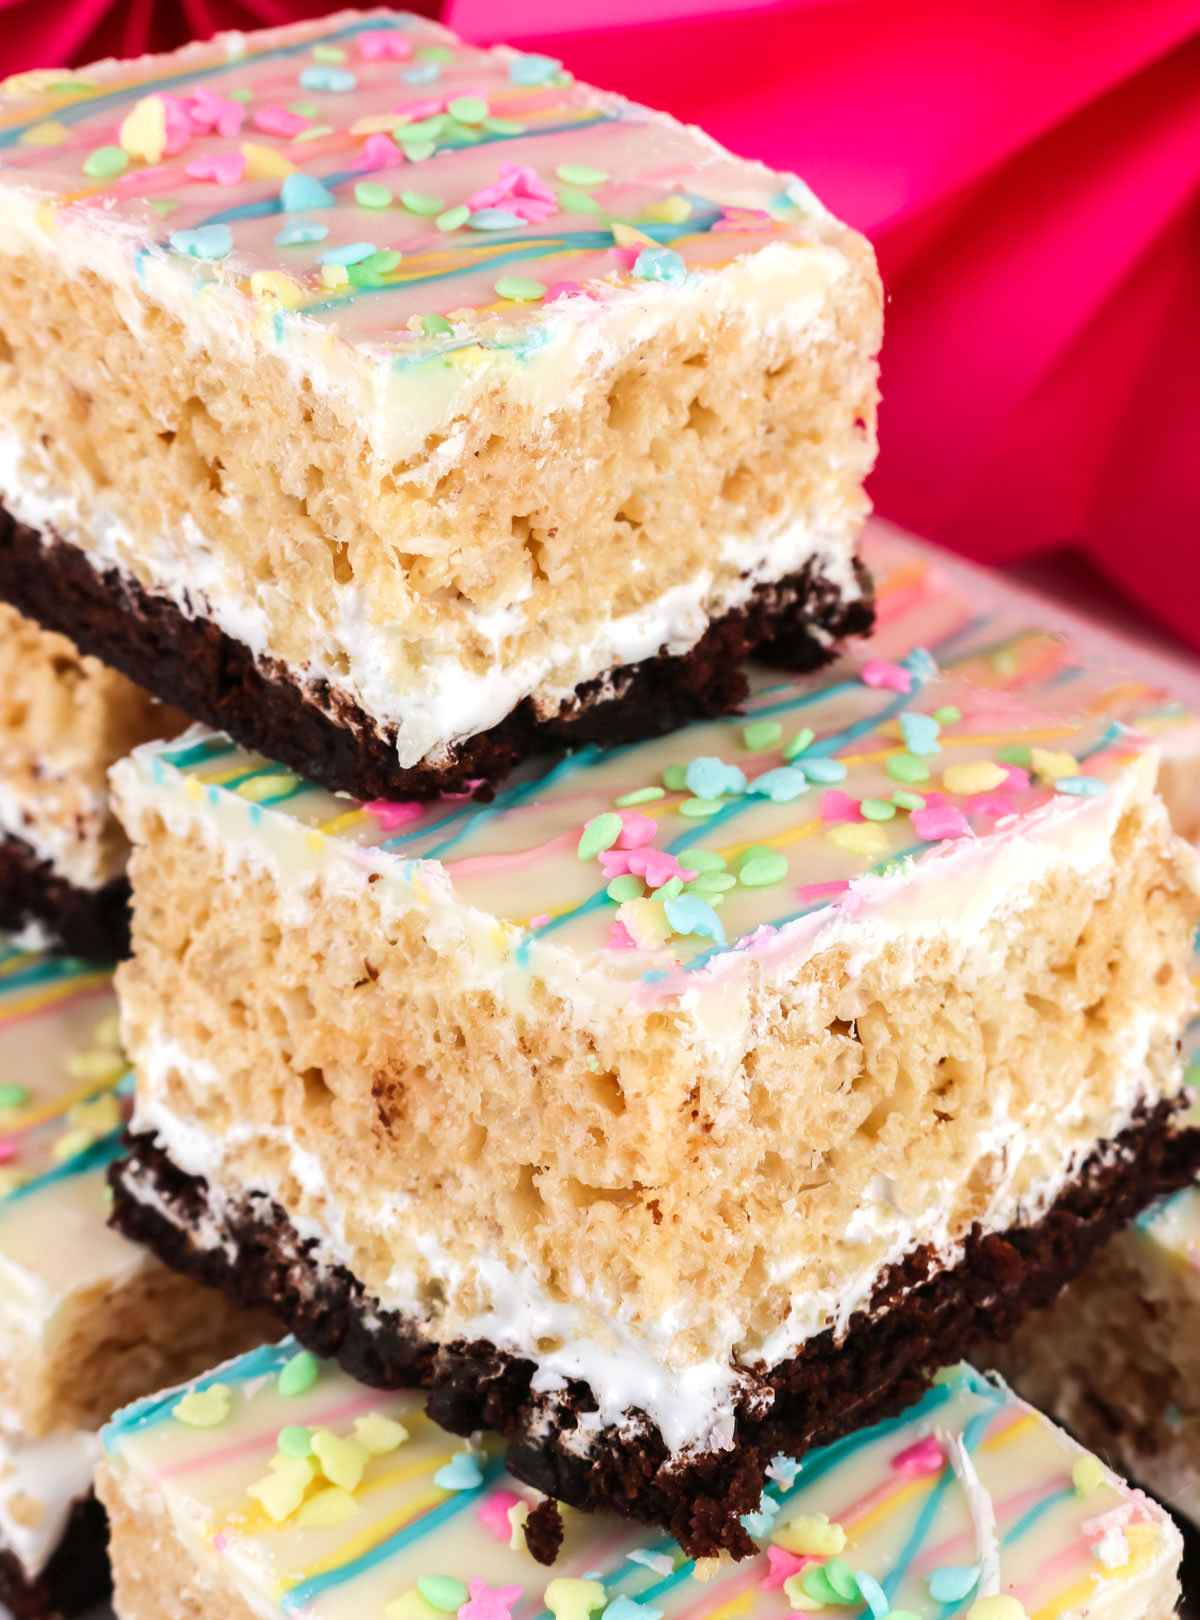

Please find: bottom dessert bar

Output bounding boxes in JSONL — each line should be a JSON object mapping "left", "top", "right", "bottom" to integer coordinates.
{"left": 0, "top": 602, "right": 185, "bottom": 958}
{"left": 97, "top": 1344, "right": 1182, "bottom": 1620}
{"left": 0, "top": 943, "right": 272, "bottom": 1618}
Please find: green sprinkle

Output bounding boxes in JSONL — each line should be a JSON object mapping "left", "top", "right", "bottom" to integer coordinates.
{"left": 494, "top": 276, "right": 546, "bottom": 302}
{"left": 662, "top": 764, "right": 688, "bottom": 791}
{"left": 783, "top": 727, "right": 816, "bottom": 762}
{"left": 738, "top": 851, "right": 788, "bottom": 887}
{"left": 436, "top": 205, "right": 470, "bottom": 232}
{"left": 557, "top": 187, "right": 604, "bottom": 215}
{"left": 83, "top": 145, "right": 128, "bottom": 178}
{"left": 278, "top": 1350, "right": 320, "bottom": 1397}
{"left": 1184, "top": 1060, "right": 1200, "bottom": 1091}
{"left": 403, "top": 139, "right": 436, "bottom": 162}
{"left": 933, "top": 705, "right": 962, "bottom": 725}
{"left": 421, "top": 314, "right": 454, "bottom": 336}
{"left": 277, "top": 1425, "right": 313, "bottom": 1457}
{"left": 997, "top": 744, "right": 1033, "bottom": 766}
{"left": 886, "top": 753, "right": 930, "bottom": 784}
{"left": 657, "top": 876, "right": 685, "bottom": 900}
{"left": 743, "top": 719, "right": 783, "bottom": 752}
{"left": 149, "top": 198, "right": 179, "bottom": 214}
{"left": 349, "top": 249, "right": 402, "bottom": 286}
{"left": 577, "top": 812, "right": 623, "bottom": 860}
{"left": 228, "top": 86, "right": 254, "bottom": 103}
{"left": 892, "top": 790, "right": 926, "bottom": 811}
{"left": 614, "top": 786, "right": 665, "bottom": 807}
{"left": 401, "top": 190, "right": 445, "bottom": 215}
{"left": 823, "top": 1560, "right": 862, "bottom": 1603}
{"left": 678, "top": 848, "right": 726, "bottom": 873}
{"left": 419, "top": 1577, "right": 470, "bottom": 1613}
{"left": 354, "top": 180, "right": 392, "bottom": 209}
{"left": 0, "top": 1084, "right": 28, "bottom": 1110}
{"left": 48, "top": 79, "right": 97, "bottom": 92}
{"left": 607, "top": 875, "right": 645, "bottom": 902}
{"left": 312, "top": 42, "right": 346, "bottom": 62}
{"left": 679, "top": 797, "right": 724, "bottom": 818}
{"left": 288, "top": 100, "right": 319, "bottom": 117}
{"left": 687, "top": 871, "right": 736, "bottom": 894}
{"left": 860, "top": 798, "right": 897, "bottom": 821}
{"left": 484, "top": 117, "right": 526, "bottom": 135}
{"left": 556, "top": 162, "right": 608, "bottom": 185}
{"left": 448, "top": 95, "right": 488, "bottom": 125}
{"left": 294, "top": 124, "right": 333, "bottom": 143}
{"left": 418, "top": 45, "right": 454, "bottom": 62}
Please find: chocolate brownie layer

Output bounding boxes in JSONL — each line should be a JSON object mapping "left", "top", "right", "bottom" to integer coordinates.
{"left": 0, "top": 509, "right": 874, "bottom": 801}
{"left": 0, "top": 1494, "right": 110, "bottom": 1620}
{"left": 0, "top": 833, "right": 129, "bottom": 960}
{"left": 109, "top": 1106, "right": 1200, "bottom": 1562}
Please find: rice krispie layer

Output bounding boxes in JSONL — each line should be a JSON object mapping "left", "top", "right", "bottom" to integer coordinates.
{"left": 0, "top": 10, "right": 880, "bottom": 798}
{"left": 0, "top": 943, "right": 272, "bottom": 1609}
{"left": 108, "top": 640, "right": 1200, "bottom": 1551}
{"left": 0, "top": 600, "right": 186, "bottom": 957}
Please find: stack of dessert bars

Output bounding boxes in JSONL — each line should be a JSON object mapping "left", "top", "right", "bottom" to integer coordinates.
{"left": 0, "top": 12, "right": 1198, "bottom": 1620}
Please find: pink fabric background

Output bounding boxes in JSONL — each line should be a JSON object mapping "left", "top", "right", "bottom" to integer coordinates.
{"left": 3, "top": 1, "right": 1198, "bottom": 647}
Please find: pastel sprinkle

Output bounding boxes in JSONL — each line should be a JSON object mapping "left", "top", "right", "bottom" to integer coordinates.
{"left": 174, "top": 1384, "right": 232, "bottom": 1429}
{"left": 860, "top": 798, "right": 896, "bottom": 821}
{"left": 679, "top": 797, "right": 725, "bottom": 818}
{"left": 20, "top": 121, "right": 70, "bottom": 146}
{"left": 248, "top": 1455, "right": 313, "bottom": 1521}
{"left": 1073, "top": 1454, "right": 1107, "bottom": 1495}
{"left": 633, "top": 247, "right": 687, "bottom": 284}
{"left": 558, "top": 187, "right": 604, "bottom": 215}
{"left": 544, "top": 1579, "right": 606, "bottom": 1620}
{"left": 822, "top": 1559, "right": 863, "bottom": 1603}
{"left": 242, "top": 142, "right": 295, "bottom": 179}
{"left": 556, "top": 163, "right": 608, "bottom": 184}
{"left": 663, "top": 894, "right": 725, "bottom": 944}
{"left": 494, "top": 277, "right": 546, "bottom": 302}
{"left": 997, "top": 744, "right": 1033, "bottom": 767}
{"left": 1030, "top": 747, "right": 1079, "bottom": 783}
{"left": 886, "top": 753, "right": 930, "bottom": 784}
{"left": 404, "top": 63, "right": 442, "bottom": 85}
{"left": 235, "top": 771, "right": 300, "bottom": 800}
{"left": 478, "top": 1489, "right": 522, "bottom": 1541}
{"left": 685, "top": 757, "right": 747, "bottom": 798}
{"left": 83, "top": 145, "right": 128, "bottom": 178}
{"left": 603, "top": 1599, "right": 662, "bottom": 1620}
{"left": 469, "top": 208, "right": 524, "bottom": 230}
{"left": 1055, "top": 775, "right": 1108, "bottom": 797}
{"left": 311, "top": 1428, "right": 369, "bottom": 1491}
{"left": 168, "top": 225, "right": 232, "bottom": 260}
{"left": 934, "top": 705, "right": 962, "bottom": 724}
{"left": 641, "top": 195, "right": 692, "bottom": 224}
{"left": 827, "top": 822, "right": 890, "bottom": 858}
{"left": 607, "top": 875, "right": 645, "bottom": 902}
{"left": 300, "top": 66, "right": 357, "bottom": 92}
{"left": 742, "top": 720, "right": 782, "bottom": 752}
{"left": 943, "top": 761, "right": 1007, "bottom": 796}
{"left": 892, "top": 790, "right": 926, "bottom": 811}
{"left": 318, "top": 241, "right": 376, "bottom": 266}
{"left": 857, "top": 1571, "right": 890, "bottom": 1620}
{"left": 677, "top": 848, "right": 726, "bottom": 873}
{"left": 275, "top": 219, "right": 328, "bottom": 247}
{"left": 277, "top": 1425, "right": 313, "bottom": 1457}
{"left": 402, "top": 190, "right": 445, "bottom": 215}
{"left": 449, "top": 96, "right": 488, "bottom": 124}
{"left": 615, "top": 786, "right": 665, "bottom": 807}
{"left": 749, "top": 766, "right": 809, "bottom": 803}
{"left": 861, "top": 659, "right": 912, "bottom": 694}
{"left": 891, "top": 1434, "right": 944, "bottom": 1475}
{"left": 434, "top": 1451, "right": 484, "bottom": 1491}
{"left": 436, "top": 206, "right": 471, "bottom": 232}
{"left": 687, "top": 872, "right": 736, "bottom": 895}
{"left": 509, "top": 53, "right": 562, "bottom": 85}
{"left": 186, "top": 151, "right": 246, "bottom": 185}
{"left": 820, "top": 790, "right": 858, "bottom": 824}
{"left": 312, "top": 43, "right": 346, "bottom": 62}
{"left": 911, "top": 805, "right": 972, "bottom": 842}
{"left": 119, "top": 94, "right": 167, "bottom": 162}
{"left": 280, "top": 172, "right": 336, "bottom": 211}
{"left": 801, "top": 757, "right": 848, "bottom": 784}
{"left": 928, "top": 1566, "right": 980, "bottom": 1603}
{"left": 296, "top": 1486, "right": 359, "bottom": 1528}
{"left": 966, "top": 1600, "right": 1026, "bottom": 1620}
{"left": 662, "top": 764, "right": 688, "bottom": 790}
{"left": 578, "top": 813, "right": 623, "bottom": 860}
{"left": 277, "top": 1349, "right": 320, "bottom": 1396}
{"left": 0, "top": 1085, "right": 29, "bottom": 1110}
{"left": 355, "top": 181, "right": 392, "bottom": 209}
{"left": 738, "top": 851, "right": 789, "bottom": 887}
{"left": 899, "top": 712, "right": 941, "bottom": 755}
{"left": 419, "top": 1576, "right": 469, "bottom": 1612}
{"left": 360, "top": 29, "right": 414, "bottom": 60}
{"left": 783, "top": 727, "right": 816, "bottom": 761}
{"left": 421, "top": 314, "right": 453, "bottom": 335}
{"left": 774, "top": 1512, "right": 846, "bottom": 1555}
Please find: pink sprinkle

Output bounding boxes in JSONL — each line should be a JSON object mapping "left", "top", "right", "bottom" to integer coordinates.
{"left": 1000, "top": 764, "right": 1031, "bottom": 791}
{"left": 393, "top": 96, "right": 445, "bottom": 122}
{"left": 360, "top": 28, "right": 414, "bottom": 59}
{"left": 545, "top": 280, "right": 586, "bottom": 301}
{"left": 0, "top": 1142, "right": 16, "bottom": 1164}
{"left": 213, "top": 1531, "right": 230, "bottom": 1553}
{"left": 353, "top": 132, "right": 404, "bottom": 172}
{"left": 528, "top": 913, "right": 550, "bottom": 929}
{"left": 188, "top": 86, "right": 245, "bottom": 137}
{"left": 819, "top": 789, "right": 859, "bottom": 825}
{"left": 713, "top": 204, "right": 774, "bottom": 233}
{"left": 186, "top": 151, "right": 246, "bottom": 185}
{"left": 761, "top": 1547, "right": 815, "bottom": 1590}
{"left": 891, "top": 1434, "right": 945, "bottom": 1475}
{"left": 919, "top": 790, "right": 947, "bottom": 810}
{"left": 610, "top": 246, "right": 639, "bottom": 271}
{"left": 797, "top": 880, "right": 850, "bottom": 905}
{"left": 159, "top": 94, "right": 194, "bottom": 156}
{"left": 467, "top": 161, "right": 557, "bottom": 217}
{"left": 967, "top": 793, "right": 1014, "bottom": 819}
{"left": 607, "top": 920, "right": 638, "bottom": 950}
{"left": 459, "top": 1579, "right": 523, "bottom": 1620}
{"left": 861, "top": 659, "right": 912, "bottom": 694}
{"left": 598, "top": 849, "right": 632, "bottom": 880}
{"left": 477, "top": 1488, "right": 522, "bottom": 1540}
{"left": 911, "top": 805, "right": 972, "bottom": 842}
{"left": 616, "top": 812, "right": 656, "bottom": 850}
{"left": 441, "top": 778, "right": 485, "bottom": 801}
{"left": 505, "top": 196, "right": 558, "bottom": 223}
{"left": 626, "top": 849, "right": 697, "bottom": 889}
{"left": 253, "top": 105, "right": 309, "bottom": 138}
{"left": 362, "top": 799, "right": 424, "bottom": 832}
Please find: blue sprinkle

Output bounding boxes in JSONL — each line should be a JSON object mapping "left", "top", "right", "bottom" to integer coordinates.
{"left": 748, "top": 766, "right": 809, "bottom": 803}
{"left": 604, "top": 1601, "right": 663, "bottom": 1620}
{"left": 663, "top": 894, "right": 725, "bottom": 946}
{"left": 900, "top": 711, "right": 941, "bottom": 756}
{"left": 300, "top": 65, "right": 357, "bottom": 92}
{"left": 168, "top": 224, "right": 232, "bottom": 260}
{"left": 1055, "top": 775, "right": 1107, "bottom": 797}
{"left": 766, "top": 1453, "right": 801, "bottom": 1487}
{"left": 468, "top": 208, "right": 524, "bottom": 230}
{"left": 801, "top": 757, "right": 848, "bottom": 784}
{"left": 318, "top": 241, "right": 376, "bottom": 266}
{"left": 280, "top": 173, "right": 336, "bottom": 212}
{"left": 684, "top": 757, "right": 747, "bottom": 799}
{"left": 902, "top": 646, "right": 938, "bottom": 679}
{"left": 740, "top": 1510, "right": 775, "bottom": 1537}
{"left": 274, "top": 218, "right": 328, "bottom": 247}
{"left": 508, "top": 52, "right": 562, "bottom": 85}
{"left": 856, "top": 1572, "right": 889, "bottom": 1620}
{"left": 928, "top": 1566, "right": 981, "bottom": 1604}
{"left": 433, "top": 1452, "right": 483, "bottom": 1491}
{"left": 641, "top": 970, "right": 669, "bottom": 985}
{"left": 633, "top": 246, "right": 687, "bottom": 284}
{"left": 403, "top": 62, "right": 442, "bottom": 85}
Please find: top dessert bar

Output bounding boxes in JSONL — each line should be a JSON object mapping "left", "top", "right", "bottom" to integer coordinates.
{"left": 0, "top": 10, "right": 880, "bottom": 799}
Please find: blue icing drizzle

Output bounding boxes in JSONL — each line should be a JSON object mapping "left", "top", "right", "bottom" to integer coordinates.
{"left": 103, "top": 1338, "right": 305, "bottom": 1449}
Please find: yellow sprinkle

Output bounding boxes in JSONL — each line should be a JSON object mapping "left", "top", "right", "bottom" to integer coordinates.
{"left": 66, "top": 1093, "right": 122, "bottom": 1136}
{"left": 1031, "top": 747, "right": 1079, "bottom": 784}
{"left": 446, "top": 344, "right": 491, "bottom": 370}
{"left": 185, "top": 777, "right": 204, "bottom": 801}
{"left": 1073, "top": 1454, "right": 1106, "bottom": 1496}
{"left": 784, "top": 1573, "right": 825, "bottom": 1612}
{"left": 52, "top": 1127, "right": 96, "bottom": 1163}
{"left": 384, "top": 1591, "right": 443, "bottom": 1620}
{"left": 248, "top": 1454, "right": 314, "bottom": 1521}
{"left": 351, "top": 113, "right": 401, "bottom": 135}
{"left": 354, "top": 1412, "right": 409, "bottom": 1455}
{"left": 119, "top": 95, "right": 167, "bottom": 163}
{"left": 236, "top": 770, "right": 301, "bottom": 800}
{"left": 825, "top": 822, "right": 890, "bottom": 859}
{"left": 295, "top": 1485, "right": 359, "bottom": 1528}
{"left": 1126, "top": 1521, "right": 1160, "bottom": 1547}
{"left": 32, "top": 201, "right": 58, "bottom": 235}
{"left": 305, "top": 830, "right": 326, "bottom": 854}
{"left": 508, "top": 1499, "right": 530, "bottom": 1552}
{"left": 242, "top": 141, "right": 295, "bottom": 179}
{"left": 966, "top": 1599, "right": 1026, "bottom": 1620}
{"left": 173, "top": 1384, "right": 233, "bottom": 1430}
{"left": 641, "top": 196, "right": 691, "bottom": 224}
{"left": 19, "top": 120, "right": 70, "bottom": 147}
{"left": 65, "top": 1048, "right": 125, "bottom": 1084}
{"left": 943, "top": 761, "right": 1008, "bottom": 796}
{"left": 774, "top": 1512, "right": 846, "bottom": 1557}
{"left": 92, "top": 1012, "right": 123, "bottom": 1047}
{"left": 311, "top": 1429, "right": 369, "bottom": 1491}
{"left": 611, "top": 221, "right": 656, "bottom": 248}
{"left": 249, "top": 274, "right": 304, "bottom": 311}
{"left": 0, "top": 1169, "right": 29, "bottom": 1198}
{"left": 544, "top": 1579, "right": 607, "bottom": 1620}
{"left": 321, "top": 263, "right": 350, "bottom": 289}
{"left": 616, "top": 896, "right": 672, "bottom": 948}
